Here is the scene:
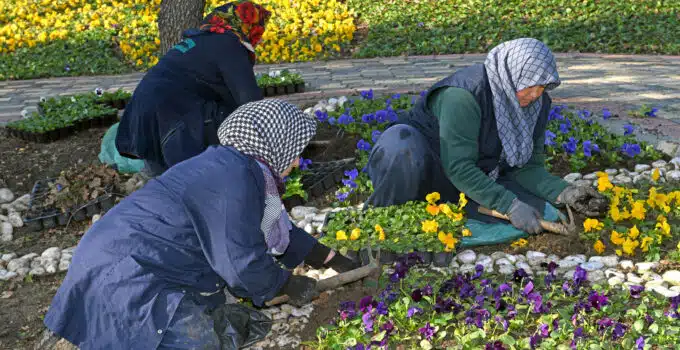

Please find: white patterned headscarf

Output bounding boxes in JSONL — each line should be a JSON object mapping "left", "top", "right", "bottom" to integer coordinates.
{"left": 484, "top": 38, "right": 560, "bottom": 174}
{"left": 218, "top": 99, "right": 317, "bottom": 255}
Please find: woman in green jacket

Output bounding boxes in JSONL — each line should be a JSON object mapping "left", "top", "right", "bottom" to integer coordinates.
{"left": 366, "top": 38, "right": 606, "bottom": 239}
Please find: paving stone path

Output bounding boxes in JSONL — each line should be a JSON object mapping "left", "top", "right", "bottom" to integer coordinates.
{"left": 1, "top": 53, "right": 680, "bottom": 125}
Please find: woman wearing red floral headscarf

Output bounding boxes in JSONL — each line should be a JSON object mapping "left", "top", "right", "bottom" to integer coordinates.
{"left": 116, "top": 1, "right": 272, "bottom": 178}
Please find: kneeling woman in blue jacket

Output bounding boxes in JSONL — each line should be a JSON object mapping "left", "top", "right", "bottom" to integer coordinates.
{"left": 44, "top": 99, "right": 356, "bottom": 349}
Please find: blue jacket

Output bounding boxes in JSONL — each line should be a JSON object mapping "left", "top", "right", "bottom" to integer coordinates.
{"left": 44, "top": 146, "right": 316, "bottom": 349}
{"left": 116, "top": 31, "right": 263, "bottom": 173}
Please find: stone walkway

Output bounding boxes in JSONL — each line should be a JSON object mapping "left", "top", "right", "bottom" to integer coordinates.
{"left": 1, "top": 53, "right": 680, "bottom": 125}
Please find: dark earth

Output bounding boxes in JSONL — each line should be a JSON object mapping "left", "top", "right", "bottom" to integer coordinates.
{"left": 0, "top": 101, "right": 677, "bottom": 349}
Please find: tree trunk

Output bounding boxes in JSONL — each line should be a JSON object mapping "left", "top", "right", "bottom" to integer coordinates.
{"left": 158, "top": 0, "right": 206, "bottom": 56}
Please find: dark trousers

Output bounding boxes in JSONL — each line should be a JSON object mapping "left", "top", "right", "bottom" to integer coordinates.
{"left": 365, "top": 124, "right": 551, "bottom": 226}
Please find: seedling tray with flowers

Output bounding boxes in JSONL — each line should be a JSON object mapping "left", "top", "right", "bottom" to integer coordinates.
{"left": 22, "top": 164, "right": 122, "bottom": 231}
{"left": 5, "top": 93, "right": 118, "bottom": 143}
{"left": 319, "top": 192, "right": 471, "bottom": 267}
{"left": 92, "top": 88, "right": 132, "bottom": 110}
{"left": 257, "top": 69, "right": 305, "bottom": 97}
{"left": 282, "top": 157, "right": 356, "bottom": 210}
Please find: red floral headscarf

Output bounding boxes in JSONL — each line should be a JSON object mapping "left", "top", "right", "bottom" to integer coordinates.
{"left": 200, "top": 1, "right": 271, "bottom": 61}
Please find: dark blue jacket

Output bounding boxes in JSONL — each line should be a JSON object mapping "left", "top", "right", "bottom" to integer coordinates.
{"left": 116, "top": 31, "right": 263, "bottom": 173}
{"left": 43, "top": 146, "right": 316, "bottom": 349}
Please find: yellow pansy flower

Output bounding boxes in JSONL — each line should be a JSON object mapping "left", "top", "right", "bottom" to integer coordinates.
{"left": 449, "top": 212, "right": 464, "bottom": 222}
{"left": 375, "top": 224, "right": 386, "bottom": 241}
{"left": 350, "top": 228, "right": 361, "bottom": 241}
{"left": 421, "top": 220, "right": 438, "bottom": 233}
{"left": 336, "top": 230, "right": 347, "bottom": 241}
{"left": 458, "top": 193, "right": 468, "bottom": 208}
{"left": 656, "top": 219, "right": 671, "bottom": 237}
{"left": 462, "top": 228, "right": 472, "bottom": 237}
{"left": 597, "top": 174, "right": 614, "bottom": 192}
{"left": 426, "top": 204, "right": 440, "bottom": 216}
{"left": 651, "top": 168, "right": 660, "bottom": 182}
{"left": 438, "top": 203, "right": 453, "bottom": 216}
{"left": 425, "top": 192, "right": 440, "bottom": 204}
{"left": 628, "top": 225, "right": 640, "bottom": 239}
{"left": 630, "top": 201, "right": 646, "bottom": 220}
{"left": 622, "top": 238, "right": 639, "bottom": 256}
{"left": 583, "top": 218, "right": 604, "bottom": 232}
{"left": 511, "top": 238, "right": 528, "bottom": 248}
{"left": 437, "top": 231, "right": 458, "bottom": 252}
{"left": 610, "top": 230, "right": 625, "bottom": 245}
{"left": 640, "top": 236, "right": 654, "bottom": 252}
{"left": 593, "top": 240, "right": 605, "bottom": 254}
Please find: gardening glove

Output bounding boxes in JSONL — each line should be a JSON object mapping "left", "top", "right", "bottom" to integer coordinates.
{"left": 304, "top": 242, "right": 360, "bottom": 272}
{"left": 557, "top": 185, "right": 608, "bottom": 217}
{"left": 324, "top": 252, "right": 361, "bottom": 273}
{"left": 278, "top": 275, "right": 319, "bottom": 307}
{"left": 506, "top": 198, "right": 542, "bottom": 235}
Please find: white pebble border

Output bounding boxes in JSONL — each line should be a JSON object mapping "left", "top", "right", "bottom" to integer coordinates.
{"left": 562, "top": 158, "right": 680, "bottom": 188}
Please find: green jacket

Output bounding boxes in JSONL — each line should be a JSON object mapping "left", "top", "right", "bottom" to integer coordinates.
{"left": 429, "top": 87, "right": 568, "bottom": 213}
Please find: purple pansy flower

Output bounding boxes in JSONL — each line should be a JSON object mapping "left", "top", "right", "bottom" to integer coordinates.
{"left": 624, "top": 124, "right": 634, "bottom": 136}
{"left": 315, "top": 110, "right": 328, "bottom": 122}
{"left": 630, "top": 285, "right": 644, "bottom": 299}
{"left": 371, "top": 130, "right": 382, "bottom": 143}
{"left": 622, "top": 143, "right": 641, "bottom": 157}
{"left": 602, "top": 108, "right": 612, "bottom": 120}
{"left": 588, "top": 291, "right": 609, "bottom": 310}
{"left": 360, "top": 89, "right": 373, "bottom": 100}
{"left": 636, "top": 336, "right": 645, "bottom": 350}
{"left": 563, "top": 137, "right": 578, "bottom": 155}
{"left": 612, "top": 322, "right": 627, "bottom": 340}
{"left": 418, "top": 322, "right": 435, "bottom": 340}
{"left": 299, "top": 157, "right": 312, "bottom": 171}
{"left": 357, "top": 139, "right": 372, "bottom": 151}
{"left": 362, "top": 312, "right": 373, "bottom": 332}
{"left": 485, "top": 341, "right": 506, "bottom": 350}
{"left": 645, "top": 107, "right": 659, "bottom": 117}
{"left": 361, "top": 113, "right": 375, "bottom": 124}
{"left": 407, "top": 307, "right": 422, "bottom": 318}
{"left": 375, "top": 110, "right": 388, "bottom": 123}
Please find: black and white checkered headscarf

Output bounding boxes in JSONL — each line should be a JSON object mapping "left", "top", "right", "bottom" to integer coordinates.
{"left": 218, "top": 99, "right": 317, "bottom": 175}
{"left": 484, "top": 38, "right": 561, "bottom": 173}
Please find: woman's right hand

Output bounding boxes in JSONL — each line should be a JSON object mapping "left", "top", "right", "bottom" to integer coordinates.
{"left": 506, "top": 199, "right": 542, "bottom": 234}
{"left": 278, "top": 275, "right": 318, "bottom": 307}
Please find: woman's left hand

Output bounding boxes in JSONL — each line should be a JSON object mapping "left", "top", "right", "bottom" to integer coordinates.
{"left": 324, "top": 252, "right": 361, "bottom": 273}
{"left": 558, "top": 185, "right": 608, "bottom": 216}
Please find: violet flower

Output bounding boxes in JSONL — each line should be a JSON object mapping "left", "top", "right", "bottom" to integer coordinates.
{"left": 315, "top": 110, "right": 328, "bottom": 123}
{"left": 513, "top": 268, "right": 529, "bottom": 283}
{"left": 588, "top": 291, "right": 609, "bottom": 310}
{"left": 636, "top": 336, "right": 645, "bottom": 350}
{"left": 612, "top": 322, "right": 627, "bottom": 340}
{"left": 338, "top": 300, "right": 357, "bottom": 320}
{"left": 375, "top": 302, "right": 388, "bottom": 316}
{"left": 411, "top": 289, "right": 423, "bottom": 302}
{"left": 597, "top": 317, "right": 614, "bottom": 333}
{"left": 522, "top": 281, "right": 535, "bottom": 296}
{"left": 529, "top": 335, "right": 540, "bottom": 349}
{"left": 422, "top": 284, "right": 433, "bottom": 296}
{"left": 629, "top": 285, "right": 644, "bottom": 299}
{"left": 407, "top": 307, "right": 422, "bottom": 318}
{"left": 362, "top": 312, "right": 374, "bottom": 332}
{"left": 359, "top": 296, "right": 375, "bottom": 313}
{"left": 471, "top": 264, "right": 484, "bottom": 280}
{"left": 573, "top": 266, "right": 587, "bottom": 287}
{"left": 485, "top": 341, "right": 506, "bottom": 350}
{"left": 418, "top": 322, "right": 436, "bottom": 341}
{"left": 495, "top": 315, "right": 509, "bottom": 331}
{"left": 498, "top": 283, "right": 512, "bottom": 294}
{"left": 602, "top": 108, "right": 612, "bottom": 120}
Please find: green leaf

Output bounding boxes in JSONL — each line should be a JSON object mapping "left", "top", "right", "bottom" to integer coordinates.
{"left": 499, "top": 334, "right": 516, "bottom": 346}
{"left": 634, "top": 319, "right": 645, "bottom": 333}
{"left": 650, "top": 323, "right": 659, "bottom": 334}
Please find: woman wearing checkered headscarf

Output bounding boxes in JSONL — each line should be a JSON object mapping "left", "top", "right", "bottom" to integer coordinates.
{"left": 44, "top": 99, "right": 360, "bottom": 348}
{"left": 364, "top": 38, "right": 606, "bottom": 240}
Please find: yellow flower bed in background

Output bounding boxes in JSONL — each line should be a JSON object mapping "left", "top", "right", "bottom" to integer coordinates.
{"left": 0, "top": 0, "right": 355, "bottom": 69}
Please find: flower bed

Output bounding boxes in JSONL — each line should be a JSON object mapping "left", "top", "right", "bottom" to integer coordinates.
{"left": 257, "top": 70, "right": 305, "bottom": 97}
{"left": 347, "top": 0, "right": 680, "bottom": 58}
{"left": 308, "top": 91, "right": 665, "bottom": 206}
{"left": 0, "top": 0, "right": 355, "bottom": 80}
{"left": 580, "top": 172, "right": 680, "bottom": 261}
{"left": 282, "top": 158, "right": 356, "bottom": 210}
{"left": 320, "top": 192, "right": 469, "bottom": 265}
{"left": 5, "top": 92, "right": 119, "bottom": 143}
{"left": 312, "top": 255, "right": 680, "bottom": 349}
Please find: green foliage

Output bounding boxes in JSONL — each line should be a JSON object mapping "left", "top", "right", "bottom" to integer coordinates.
{"left": 544, "top": 107, "right": 665, "bottom": 173}
{"left": 0, "top": 30, "right": 131, "bottom": 81}
{"left": 257, "top": 69, "right": 304, "bottom": 88}
{"left": 347, "top": 0, "right": 680, "bottom": 58}
{"left": 7, "top": 92, "right": 117, "bottom": 133}
{"left": 282, "top": 167, "right": 308, "bottom": 200}
{"left": 319, "top": 194, "right": 467, "bottom": 253}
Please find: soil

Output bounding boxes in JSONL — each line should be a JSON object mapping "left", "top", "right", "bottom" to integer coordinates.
{"left": 0, "top": 274, "right": 66, "bottom": 349}
{"left": 301, "top": 123, "right": 360, "bottom": 163}
{"left": 0, "top": 127, "right": 109, "bottom": 194}
{"left": 296, "top": 280, "right": 376, "bottom": 349}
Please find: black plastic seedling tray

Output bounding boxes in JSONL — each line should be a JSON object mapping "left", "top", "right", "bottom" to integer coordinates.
{"left": 282, "top": 158, "right": 355, "bottom": 211}
{"left": 261, "top": 83, "right": 305, "bottom": 97}
{"left": 6, "top": 113, "right": 119, "bottom": 143}
{"left": 22, "top": 179, "right": 118, "bottom": 232}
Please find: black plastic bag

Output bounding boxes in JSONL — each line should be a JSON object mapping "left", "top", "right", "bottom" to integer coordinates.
{"left": 211, "top": 303, "right": 273, "bottom": 349}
